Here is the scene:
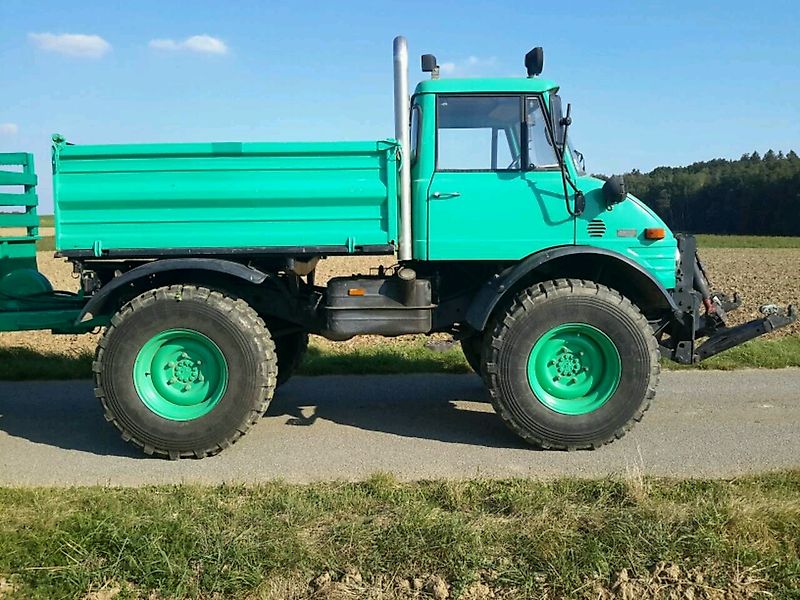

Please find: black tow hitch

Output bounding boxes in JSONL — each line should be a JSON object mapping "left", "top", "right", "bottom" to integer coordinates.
{"left": 695, "top": 303, "right": 797, "bottom": 361}
{"left": 660, "top": 234, "right": 797, "bottom": 364}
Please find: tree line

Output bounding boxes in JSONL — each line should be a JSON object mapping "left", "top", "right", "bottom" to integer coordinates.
{"left": 619, "top": 150, "right": 800, "bottom": 236}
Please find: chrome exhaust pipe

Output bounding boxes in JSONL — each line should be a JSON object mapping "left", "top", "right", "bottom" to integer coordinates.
{"left": 393, "top": 35, "right": 412, "bottom": 261}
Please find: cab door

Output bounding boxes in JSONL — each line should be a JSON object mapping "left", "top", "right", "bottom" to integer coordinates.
{"left": 426, "top": 94, "right": 574, "bottom": 260}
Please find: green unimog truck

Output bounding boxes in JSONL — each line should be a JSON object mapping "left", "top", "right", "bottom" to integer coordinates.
{"left": 0, "top": 37, "right": 794, "bottom": 458}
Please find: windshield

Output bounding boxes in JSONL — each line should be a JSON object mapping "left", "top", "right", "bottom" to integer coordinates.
{"left": 569, "top": 141, "right": 586, "bottom": 175}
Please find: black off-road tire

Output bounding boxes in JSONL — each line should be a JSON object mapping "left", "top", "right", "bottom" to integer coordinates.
{"left": 275, "top": 331, "right": 309, "bottom": 387}
{"left": 94, "top": 285, "right": 277, "bottom": 459}
{"left": 483, "top": 279, "right": 659, "bottom": 450}
{"left": 460, "top": 334, "right": 483, "bottom": 374}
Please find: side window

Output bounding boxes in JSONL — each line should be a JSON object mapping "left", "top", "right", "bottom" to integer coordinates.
{"left": 526, "top": 97, "right": 559, "bottom": 169}
{"left": 410, "top": 104, "right": 421, "bottom": 164}
{"left": 436, "top": 95, "right": 521, "bottom": 171}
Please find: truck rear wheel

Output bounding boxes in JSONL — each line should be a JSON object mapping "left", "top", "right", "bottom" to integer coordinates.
{"left": 94, "top": 285, "right": 277, "bottom": 459}
{"left": 483, "top": 279, "right": 659, "bottom": 450}
{"left": 275, "top": 331, "right": 309, "bottom": 387}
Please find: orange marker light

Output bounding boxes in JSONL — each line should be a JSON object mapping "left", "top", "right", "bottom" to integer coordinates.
{"left": 644, "top": 228, "right": 665, "bottom": 240}
{"left": 348, "top": 288, "right": 366, "bottom": 296}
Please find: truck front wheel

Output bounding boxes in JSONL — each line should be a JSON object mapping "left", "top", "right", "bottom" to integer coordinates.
{"left": 483, "top": 279, "right": 659, "bottom": 450}
{"left": 94, "top": 285, "right": 277, "bottom": 459}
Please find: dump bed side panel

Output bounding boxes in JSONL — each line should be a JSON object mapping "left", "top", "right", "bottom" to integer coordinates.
{"left": 54, "top": 139, "right": 399, "bottom": 256}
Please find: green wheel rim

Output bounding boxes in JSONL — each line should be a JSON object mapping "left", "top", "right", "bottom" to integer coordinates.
{"left": 133, "top": 328, "right": 229, "bottom": 421}
{"left": 527, "top": 323, "right": 621, "bottom": 416}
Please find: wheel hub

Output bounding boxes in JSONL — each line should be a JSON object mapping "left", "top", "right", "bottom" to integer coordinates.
{"left": 527, "top": 323, "right": 621, "bottom": 415}
{"left": 173, "top": 357, "right": 200, "bottom": 385}
{"left": 133, "top": 329, "right": 228, "bottom": 421}
{"left": 554, "top": 350, "right": 582, "bottom": 378}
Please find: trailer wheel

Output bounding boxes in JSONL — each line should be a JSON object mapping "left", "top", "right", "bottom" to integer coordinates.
{"left": 483, "top": 279, "right": 659, "bottom": 450}
{"left": 94, "top": 285, "right": 277, "bottom": 459}
{"left": 460, "top": 335, "right": 483, "bottom": 374}
{"left": 275, "top": 331, "right": 309, "bottom": 387}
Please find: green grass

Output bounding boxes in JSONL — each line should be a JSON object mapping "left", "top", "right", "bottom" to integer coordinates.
{"left": 0, "top": 347, "right": 92, "bottom": 380}
{"left": 1, "top": 335, "right": 799, "bottom": 381}
{"left": 35, "top": 235, "right": 54, "bottom": 252}
{"left": 696, "top": 234, "right": 800, "bottom": 248}
{"left": 0, "top": 473, "right": 798, "bottom": 599}
{"left": 299, "top": 339, "right": 471, "bottom": 376}
{"left": 672, "top": 334, "right": 800, "bottom": 370}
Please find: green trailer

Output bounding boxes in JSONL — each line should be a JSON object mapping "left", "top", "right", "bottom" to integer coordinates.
{"left": 0, "top": 37, "right": 794, "bottom": 459}
{"left": 0, "top": 153, "right": 89, "bottom": 333}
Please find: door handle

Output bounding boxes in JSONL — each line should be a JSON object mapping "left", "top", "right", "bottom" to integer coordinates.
{"left": 432, "top": 191, "right": 461, "bottom": 199}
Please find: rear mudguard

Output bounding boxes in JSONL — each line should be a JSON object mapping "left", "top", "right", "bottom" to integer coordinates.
{"left": 75, "top": 258, "right": 267, "bottom": 324}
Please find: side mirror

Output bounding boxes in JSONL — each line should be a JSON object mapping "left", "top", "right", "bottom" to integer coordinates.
{"left": 602, "top": 175, "right": 627, "bottom": 207}
{"left": 524, "top": 47, "right": 544, "bottom": 77}
{"left": 421, "top": 54, "right": 438, "bottom": 72}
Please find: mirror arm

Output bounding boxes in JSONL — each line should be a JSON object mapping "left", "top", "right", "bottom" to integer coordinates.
{"left": 554, "top": 104, "right": 584, "bottom": 217}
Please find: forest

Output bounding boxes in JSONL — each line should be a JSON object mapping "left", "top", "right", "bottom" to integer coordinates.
{"left": 619, "top": 150, "right": 800, "bottom": 236}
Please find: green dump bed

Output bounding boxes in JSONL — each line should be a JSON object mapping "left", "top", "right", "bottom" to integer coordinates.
{"left": 53, "top": 136, "right": 400, "bottom": 257}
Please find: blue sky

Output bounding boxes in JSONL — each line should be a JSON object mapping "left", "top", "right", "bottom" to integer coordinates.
{"left": 1, "top": 0, "right": 799, "bottom": 212}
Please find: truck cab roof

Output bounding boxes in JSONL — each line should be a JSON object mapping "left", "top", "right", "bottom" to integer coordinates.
{"left": 413, "top": 77, "right": 559, "bottom": 95}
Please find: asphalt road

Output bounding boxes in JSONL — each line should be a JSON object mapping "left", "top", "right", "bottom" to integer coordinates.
{"left": 0, "top": 370, "right": 798, "bottom": 486}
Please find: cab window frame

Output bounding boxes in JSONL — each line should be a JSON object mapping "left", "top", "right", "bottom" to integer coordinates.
{"left": 524, "top": 94, "right": 561, "bottom": 172}
{"left": 434, "top": 93, "right": 525, "bottom": 173}
{"left": 409, "top": 99, "right": 422, "bottom": 166}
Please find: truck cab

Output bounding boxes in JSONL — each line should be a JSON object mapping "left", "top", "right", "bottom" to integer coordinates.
{"left": 409, "top": 77, "right": 676, "bottom": 292}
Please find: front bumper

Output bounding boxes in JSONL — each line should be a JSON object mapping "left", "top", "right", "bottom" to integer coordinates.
{"left": 659, "top": 234, "right": 797, "bottom": 364}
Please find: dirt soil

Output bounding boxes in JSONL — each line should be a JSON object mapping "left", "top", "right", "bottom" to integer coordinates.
{"left": 1, "top": 248, "right": 798, "bottom": 357}
{"left": 0, "top": 227, "right": 55, "bottom": 237}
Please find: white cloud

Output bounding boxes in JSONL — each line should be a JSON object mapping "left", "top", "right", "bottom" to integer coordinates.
{"left": 149, "top": 35, "right": 228, "bottom": 55}
{"left": 438, "top": 56, "right": 497, "bottom": 77}
{"left": 0, "top": 123, "right": 18, "bottom": 136}
{"left": 28, "top": 32, "right": 111, "bottom": 58}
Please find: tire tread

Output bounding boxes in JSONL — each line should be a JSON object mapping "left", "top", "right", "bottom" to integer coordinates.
{"left": 93, "top": 284, "right": 277, "bottom": 459}
{"left": 482, "top": 278, "right": 660, "bottom": 450}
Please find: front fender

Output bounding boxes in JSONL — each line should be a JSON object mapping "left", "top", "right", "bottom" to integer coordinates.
{"left": 76, "top": 258, "right": 267, "bottom": 324}
{"left": 465, "top": 245, "right": 678, "bottom": 331}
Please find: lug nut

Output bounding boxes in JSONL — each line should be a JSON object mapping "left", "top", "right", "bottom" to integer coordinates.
{"left": 167, "top": 377, "right": 177, "bottom": 384}
{"left": 183, "top": 384, "right": 192, "bottom": 392}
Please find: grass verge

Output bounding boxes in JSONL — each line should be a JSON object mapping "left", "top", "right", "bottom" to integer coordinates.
{"left": 0, "top": 472, "right": 798, "bottom": 599}
{"left": 1, "top": 335, "right": 800, "bottom": 381}
{"left": 696, "top": 234, "right": 800, "bottom": 248}
{"left": 35, "top": 236, "right": 54, "bottom": 252}
{"left": 0, "top": 347, "right": 92, "bottom": 380}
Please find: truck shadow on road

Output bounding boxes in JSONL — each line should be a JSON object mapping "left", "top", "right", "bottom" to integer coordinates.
{"left": 0, "top": 374, "right": 526, "bottom": 458}
{"left": 267, "top": 374, "right": 527, "bottom": 450}
{"left": 0, "top": 381, "right": 143, "bottom": 458}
